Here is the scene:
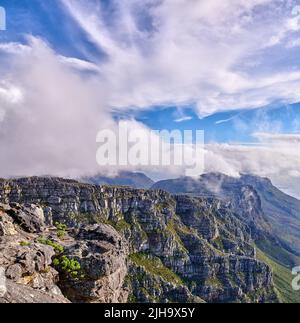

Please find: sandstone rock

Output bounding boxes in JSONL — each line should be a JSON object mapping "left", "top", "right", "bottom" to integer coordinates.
{"left": 6, "top": 203, "right": 45, "bottom": 233}
{"left": 6, "top": 264, "right": 23, "bottom": 281}
{"left": 0, "top": 268, "right": 7, "bottom": 297}
{"left": 60, "top": 224, "right": 128, "bottom": 303}
{"left": 0, "top": 203, "right": 129, "bottom": 303}
{"left": 0, "top": 280, "right": 70, "bottom": 303}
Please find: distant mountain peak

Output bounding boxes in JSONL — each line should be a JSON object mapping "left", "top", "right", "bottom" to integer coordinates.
{"left": 80, "top": 171, "right": 154, "bottom": 189}
{"left": 240, "top": 173, "right": 273, "bottom": 186}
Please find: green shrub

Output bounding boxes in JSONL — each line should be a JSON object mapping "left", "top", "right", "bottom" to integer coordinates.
{"left": 19, "top": 241, "right": 31, "bottom": 247}
{"left": 37, "top": 236, "right": 84, "bottom": 281}
{"left": 53, "top": 255, "right": 83, "bottom": 280}
{"left": 55, "top": 222, "right": 67, "bottom": 231}
{"left": 57, "top": 230, "right": 66, "bottom": 239}
{"left": 54, "top": 222, "right": 67, "bottom": 239}
{"left": 37, "top": 237, "right": 64, "bottom": 254}
{"left": 52, "top": 258, "right": 60, "bottom": 267}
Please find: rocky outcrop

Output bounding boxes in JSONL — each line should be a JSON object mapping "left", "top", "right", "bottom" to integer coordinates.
{"left": 60, "top": 224, "right": 128, "bottom": 303}
{"left": 0, "top": 203, "right": 67, "bottom": 303}
{"left": 0, "top": 202, "right": 128, "bottom": 303}
{"left": 152, "top": 174, "right": 286, "bottom": 238}
{"left": 0, "top": 280, "right": 69, "bottom": 304}
{"left": 0, "top": 177, "right": 279, "bottom": 303}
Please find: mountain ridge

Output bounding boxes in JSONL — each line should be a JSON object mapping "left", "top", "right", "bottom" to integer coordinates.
{"left": 0, "top": 176, "right": 279, "bottom": 303}
{"left": 81, "top": 171, "right": 154, "bottom": 189}
{"left": 152, "top": 173, "right": 300, "bottom": 257}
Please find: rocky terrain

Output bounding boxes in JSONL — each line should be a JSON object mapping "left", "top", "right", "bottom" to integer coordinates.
{"left": 0, "top": 177, "right": 280, "bottom": 303}
{"left": 152, "top": 173, "right": 300, "bottom": 257}
{"left": 0, "top": 203, "right": 129, "bottom": 303}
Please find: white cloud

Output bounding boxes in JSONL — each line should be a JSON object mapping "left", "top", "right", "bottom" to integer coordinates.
{"left": 0, "top": 82, "right": 23, "bottom": 105}
{"left": 60, "top": 0, "right": 300, "bottom": 116}
{"left": 0, "top": 38, "right": 299, "bottom": 196}
{"left": 58, "top": 56, "right": 101, "bottom": 73}
{"left": 253, "top": 132, "right": 300, "bottom": 142}
{"left": 0, "top": 42, "right": 31, "bottom": 54}
{"left": 0, "top": 37, "right": 202, "bottom": 178}
{"left": 174, "top": 116, "right": 193, "bottom": 123}
{"left": 1, "top": 1, "right": 300, "bottom": 198}
{"left": 204, "top": 134, "right": 300, "bottom": 198}
{"left": 0, "top": 37, "right": 113, "bottom": 177}
{"left": 0, "top": 81, "right": 24, "bottom": 122}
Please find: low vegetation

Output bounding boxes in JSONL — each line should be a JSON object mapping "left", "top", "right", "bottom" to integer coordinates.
{"left": 103, "top": 219, "right": 131, "bottom": 232}
{"left": 19, "top": 241, "right": 32, "bottom": 247}
{"left": 129, "top": 252, "right": 183, "bottom": 286}
{"left": 257, "top": 248, "right": 300, "bottom": 303}
{"left": 37, "top": 236, "right": 83, "bottom": 280}
{"left": 53, "top": 255, "right": 83, "bottom": 280}
{"left": 37, "top": 237, "right": 64, "bottom": 254}
{"left": 54, "top": 221, "right": 68, "bottom": 239}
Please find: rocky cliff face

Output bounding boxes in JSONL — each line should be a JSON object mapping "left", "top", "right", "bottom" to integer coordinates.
{"left": 0, "top": 177, "right": 278, "bottom": 303}
{"left": 152, "top": 174, "right": 283, "bottom": 241}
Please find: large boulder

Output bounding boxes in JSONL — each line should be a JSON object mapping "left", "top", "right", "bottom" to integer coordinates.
{"left": 60, "top": 224, "right": 129, "bottom": 303}
{"left": 5, "top": 203, "right": 45, "bottom": 233}
{"left": 0, "top": 203, "right": 129, "bottom": 303}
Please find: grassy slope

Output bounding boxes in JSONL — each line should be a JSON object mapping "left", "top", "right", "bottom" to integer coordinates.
{"left": 129, "top": 253, "right": 183, "bottom": 286}
{"left": 256, "top": 239, "right": 300, "bottom": 268}
{"left": 257, "top": 248, "right": 300, "bottom": 303}
{"left": 243, "top": 176, "right": 300, "bottom": 256}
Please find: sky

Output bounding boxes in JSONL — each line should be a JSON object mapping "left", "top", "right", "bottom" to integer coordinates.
{"left": 1, "top": 0, "right": 300, "bottom": 197}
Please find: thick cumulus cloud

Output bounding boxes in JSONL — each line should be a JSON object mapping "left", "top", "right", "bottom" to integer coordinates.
{"left": 0, "top": 38, "right": 114, "bottom": 177}
{"left": 0, "top": 38, "right": 203, "bottom": 178}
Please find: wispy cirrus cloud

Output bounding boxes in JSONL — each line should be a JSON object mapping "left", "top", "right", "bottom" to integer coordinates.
{"left": 60, "top": 0, "right": 300, "bottom": 116}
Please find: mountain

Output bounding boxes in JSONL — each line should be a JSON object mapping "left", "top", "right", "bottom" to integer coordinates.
{"left": 0, "top": 177, "right": 279, "bottom": 303}
{"left": 152, "top": 173, "right": 300, "bottom": 302}
{"left": 81, "top": 171, "right": 154, "bottom": 189}
{"left": 152, "top": 173, "right": 300, "bottom": 257}
{"left": 239, "top": 175, "right": 300, "bottom": 257}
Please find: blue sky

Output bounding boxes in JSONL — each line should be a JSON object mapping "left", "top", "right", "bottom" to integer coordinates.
{"left": 1, "top": 0, "right": 300, "bottom": 196}
{"left": 1, "top": 0, "right": 300, "bottom": 144}
{"left": 0, "top": 0, "right": 102, "bottom": 60}
{"left": 115, "top": 102, "right": 300, "bottom": 144}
